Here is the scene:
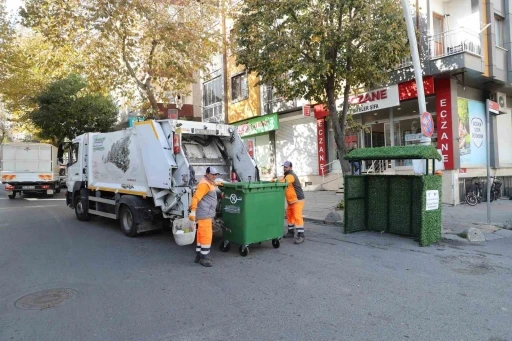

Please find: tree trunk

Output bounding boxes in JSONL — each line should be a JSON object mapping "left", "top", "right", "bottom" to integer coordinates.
{"left": 326, "top": 80, "right": 351, "bottom": 176}
{"left": 144, "top": 81, "right": 160, "bottom": 119}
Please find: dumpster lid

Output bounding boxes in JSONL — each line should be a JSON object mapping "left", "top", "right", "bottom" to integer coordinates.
{"left": 222, "top": 181, "right": 288, "bottom": 189}
{"left": 344, "top": 145, "right": 442, "bottom": 161}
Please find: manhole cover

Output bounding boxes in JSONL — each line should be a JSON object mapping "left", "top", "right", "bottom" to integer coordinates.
{"left": 15, "top": 288, "right": 77, "bottom": 310}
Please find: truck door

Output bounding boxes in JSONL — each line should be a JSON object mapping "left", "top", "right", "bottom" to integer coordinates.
{"left": 66, "top": 140, "right": 83, "bottom": 189}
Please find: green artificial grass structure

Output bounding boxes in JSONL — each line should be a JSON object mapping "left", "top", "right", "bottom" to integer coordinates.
{"left": 343, "top": 146, "right": 442, "bottom": 247}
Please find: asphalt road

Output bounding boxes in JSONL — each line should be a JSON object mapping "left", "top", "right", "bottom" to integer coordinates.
{"left": 1, "top": 187, "right": 512, "bottom": 341}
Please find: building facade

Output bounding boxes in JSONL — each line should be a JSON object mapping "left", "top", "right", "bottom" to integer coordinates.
{"left": 200, "top": 9, "right": 330, "bottom": 189}
{"left": 346, "top": 0, "right": 512, "bottom": 204}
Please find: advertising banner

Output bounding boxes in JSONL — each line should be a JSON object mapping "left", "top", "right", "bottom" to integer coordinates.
{"left": 348, "top": 85, "right": 399, "bottom": 114}
{"left": 458, "top": 98, "right": 487, "bottom": 167}
{"left": 235, "top": 113, "right": 279, "bottom": 138}
{"left": 435, "top": 78, "right": 454, "bottom": 169}
{"left": 317, "top": 119, "right": 326, "bottom": 175}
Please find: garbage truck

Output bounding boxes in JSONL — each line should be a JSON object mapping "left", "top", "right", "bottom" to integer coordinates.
{"left": 61, "top": 119, "right": 258, "bottom": 237}
{"left": 1, "top": 142, "right": 62, "bottom": 199}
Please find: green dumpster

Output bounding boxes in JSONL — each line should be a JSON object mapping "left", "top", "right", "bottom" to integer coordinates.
{"left": 219, "top": 181, "right": 288, "bottom": 257}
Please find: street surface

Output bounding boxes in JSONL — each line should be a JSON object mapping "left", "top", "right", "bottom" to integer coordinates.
{"left": 1, "top": 187, "right": 512, "bottom": 341}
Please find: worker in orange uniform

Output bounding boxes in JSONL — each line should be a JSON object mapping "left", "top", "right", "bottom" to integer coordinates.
{"left": 189, "top": 166, "right": 223, "bottom": 267}
{"left": 279, "top": 161, "right": 306, "bottom": 244}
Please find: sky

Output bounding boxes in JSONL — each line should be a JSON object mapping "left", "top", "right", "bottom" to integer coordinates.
{"left": 5, "top": 0, "right": 23, "bottom": 14}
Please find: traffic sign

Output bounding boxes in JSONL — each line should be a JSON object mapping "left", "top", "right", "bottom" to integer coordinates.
{"left": 488, "top": 100, "right": 499, "bottom": 114}
{"left": 421, "top": 111, "right": 434, "bottom": 137}
{"left": 302, "top": 105, "right": 311, "bottom": 117}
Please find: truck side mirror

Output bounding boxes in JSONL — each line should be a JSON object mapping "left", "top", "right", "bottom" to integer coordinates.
{"left": 57, "top": 143, "right": 64, "bottom": 165}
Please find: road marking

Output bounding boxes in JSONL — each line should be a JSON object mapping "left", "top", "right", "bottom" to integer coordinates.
{"left": 0, "top": 205, "right": 62, "bottom": 210}
{"left": 24, "top": 198, "right": 66, "bottom": 201}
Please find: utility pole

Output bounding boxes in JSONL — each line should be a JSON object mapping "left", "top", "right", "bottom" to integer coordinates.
{"left": 221, "top": 0, "right": 229, "bottom": 124}
{"left": 401, "top": 0, "right": 431, "bottom": 146}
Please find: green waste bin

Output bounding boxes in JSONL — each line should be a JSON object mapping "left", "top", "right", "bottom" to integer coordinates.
{"left": 219, "top": 181, "right": 288, "bottom": 257}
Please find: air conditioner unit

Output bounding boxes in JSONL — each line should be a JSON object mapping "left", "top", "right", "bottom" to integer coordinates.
{"left": 490, "top": 92, "right": 507, "bottom": 113}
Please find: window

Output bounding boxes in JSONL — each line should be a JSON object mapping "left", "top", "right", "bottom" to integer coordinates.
{"left": 262, "top": 84, "right": 297, "bottom": 115}
{"left": 231, "top": 72, "right": 248, "bottom": 102}
{"left": 70, "top": 143, "right": 79, "bottom": 165}
{"left": 202, "top": 75, "right": 223, "bottom": 121}
{"left": 432, "top": 13, "right": 444, "bottom": 57}
{"left": 495, "top": 15, "right": 504, "bottom": 47}
{"left": 471, "top": 0, "right": 479, "bottom": 13}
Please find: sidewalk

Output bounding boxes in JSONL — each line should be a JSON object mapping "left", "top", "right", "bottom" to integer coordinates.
{"left": 303, "top": 190, "right": 512, "bottom": 240}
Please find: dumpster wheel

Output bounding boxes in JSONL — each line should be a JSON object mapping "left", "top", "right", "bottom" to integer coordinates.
{"left": 272, "top": 239, "right": 280, "bottom": 248}
{"left": 219, "top": 240, "right": 230, "bottom": 252}
{"left": 239, "top": 245, "right": 249, "bottom": 257}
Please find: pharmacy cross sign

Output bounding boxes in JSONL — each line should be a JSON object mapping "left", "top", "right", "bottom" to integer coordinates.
{"left": 421, "top": 111, "right": 434, "bottom": 138}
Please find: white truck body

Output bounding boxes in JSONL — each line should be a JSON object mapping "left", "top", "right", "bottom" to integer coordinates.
{"left": 1, "top": 143, "right": 61, "bottom": 198}
{"left": 65, "top": 119, "right": 257, "bottom": 236}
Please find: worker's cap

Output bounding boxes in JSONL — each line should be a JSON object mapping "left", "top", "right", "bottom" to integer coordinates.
{"left": 206, "top": 166, "right": 220, "bottom": 175}
{"left": 282, "top": 161, "right": 293, "bottom": 168}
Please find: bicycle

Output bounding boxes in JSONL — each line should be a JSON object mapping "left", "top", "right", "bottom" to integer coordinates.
{"left": 490, "top": 176, "right": 502, "bottom": 202}
{"left": 465, "top": 178, "right": 484, "bottom": 206}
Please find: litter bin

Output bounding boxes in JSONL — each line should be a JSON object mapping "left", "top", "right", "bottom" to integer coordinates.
{"left": 219, "top": 181, "right": 288, "bottom": 257}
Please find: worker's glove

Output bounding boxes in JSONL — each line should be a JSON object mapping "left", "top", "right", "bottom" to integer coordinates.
{"left": 214, "top": 178, "right": 225, "bottom": 186}
{"left": 188, "top": 210, "right": 196, "bottom": 222}
{"left": 270, "top": 178, "right": 276, "bottom": 183}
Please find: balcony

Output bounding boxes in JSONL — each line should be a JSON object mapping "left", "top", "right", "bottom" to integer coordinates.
{"left": 263, "top": 97, "right": 298, "bottom": 115}
{"left": 428, "top": 28, "right": 481, "bottom": 59}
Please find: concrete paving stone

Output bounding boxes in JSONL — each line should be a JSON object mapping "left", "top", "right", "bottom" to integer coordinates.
{"left": 483, "top": 233, "right": 505, "bottom": 241}
{"left": 442, "top": 234, "right": 468, "bottom": 242}
{"left": 324, "top": 211, "right": 342, "bottom": 223}
{"left": 462, "top": 227, "right": 486, "bottom": 242}
{"left": 495, "top": 229, "right": 512, "bottom": 238}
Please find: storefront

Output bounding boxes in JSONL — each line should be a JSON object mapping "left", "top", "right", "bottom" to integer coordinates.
{"left": 235, "top": 113, "right": 279, "bottom": 180}
{"left": 327, "top": 76, "right": 512, "bottom": 204}
{"left": 275, "top": 110, "right": 320, "bottom": 178}
{"left": 340, "top": 77, "right": 438, "bottom": 171}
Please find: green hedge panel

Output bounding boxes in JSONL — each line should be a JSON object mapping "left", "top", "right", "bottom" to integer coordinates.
{"left": 420, "top": 175, "right": 443, "bottom": 246}
{"left": 389, "top": 177, "right": 413, "bottom": 235}
{"left": 344, "top": 174, "right": 442, "bottom": 247}
{"left": 367, "top": 176, "right": 388, "bottom": 232}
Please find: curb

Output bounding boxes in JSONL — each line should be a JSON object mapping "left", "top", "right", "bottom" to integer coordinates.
{"left": 303, "top": 215, "right": 343, "bottom": 227}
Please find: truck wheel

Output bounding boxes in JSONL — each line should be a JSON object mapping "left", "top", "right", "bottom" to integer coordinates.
{"left": 120, "top": 205, "right": 138, "bottom": 237}
{"left": 75, "top": 194, "right": 91, "bottom": 221}
{"left": 55, "top": 182, "right": 61, "bottom": 194}
{"left": 8, "top": 192, "right": 16, "bottom": 199}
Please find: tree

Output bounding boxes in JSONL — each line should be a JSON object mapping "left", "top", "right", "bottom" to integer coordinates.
{"left": 21, "top": 0, "right": 223, "bottom": 118}
{"left": 233, "top": 0, "right": 409, "bottom": 173}
{"left": 30, "top": 74, "right": 118, "bottom": 144}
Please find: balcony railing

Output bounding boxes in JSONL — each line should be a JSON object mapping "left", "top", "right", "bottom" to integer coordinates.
{"left": 396, "top": 55, "right": 413, "bottom": 69}
{"left": 428, "top": 28, "right": 481, "bottom": 59}
{"left": 263, "top": 98, "right": 298, "bottom": 115}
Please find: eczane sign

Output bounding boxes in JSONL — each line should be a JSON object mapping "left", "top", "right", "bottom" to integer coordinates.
{"left": 349, "top": 85, "right": 399, "bottom": 114}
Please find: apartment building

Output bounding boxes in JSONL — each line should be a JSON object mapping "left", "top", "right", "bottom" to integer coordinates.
{"left": 200, "top": 0, "right": 512, "bottom": 199}
{"left": 342, "top": 0, "right": 512, "bottom": 204}
{"left": 200, "top": 4, "right": 328, "bottom": 189}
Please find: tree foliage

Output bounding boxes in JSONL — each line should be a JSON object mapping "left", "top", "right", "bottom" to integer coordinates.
{"left": 30, "top": 75, "right": 118, "bottom": 144}
{"left": 0, "top": 32, "right": 96, "bottom": 141}
{"left": 233, "top": 0, "right": 409, "bottom": 172}
{"left": 21, "top": 0, "right": 223, "bottom": 117}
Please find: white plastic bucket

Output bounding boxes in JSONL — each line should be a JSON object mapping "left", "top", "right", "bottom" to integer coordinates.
{"left": 172, "top": 218, "right": 196, "bottom": 246}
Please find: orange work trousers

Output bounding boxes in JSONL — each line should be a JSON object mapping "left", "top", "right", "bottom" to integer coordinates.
{"left": 286, "top": 200, "right": 305, "bottom": 227}
{"left": 196, "top": 218, "right": 213, "bottom": 255}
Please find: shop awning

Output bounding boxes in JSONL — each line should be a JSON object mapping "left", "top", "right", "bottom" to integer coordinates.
{"left": 344, "top": 145, "right": 442, "bottom": 161}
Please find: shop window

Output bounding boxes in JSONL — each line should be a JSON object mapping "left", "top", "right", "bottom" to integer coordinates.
{"left": 231, "top": 72, "right": 248, "bottom": 102}
{"left": 495, "top": 15, "right": 504, "bottom": 48}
